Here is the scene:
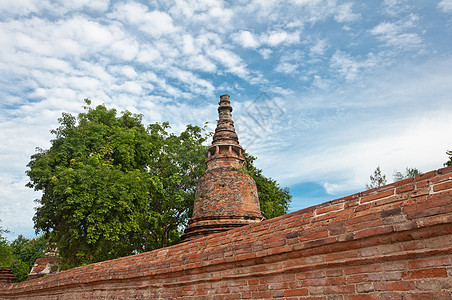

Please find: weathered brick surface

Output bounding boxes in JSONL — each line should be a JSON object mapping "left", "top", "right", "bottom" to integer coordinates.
{"left": 182, "top": 94, "right": 263, "bottom": 241}
{"left": 0, "top": 268, "right": 16, "bottom": 284}
{"left": 1, "top": 166, "right": 451, "bottom": 299}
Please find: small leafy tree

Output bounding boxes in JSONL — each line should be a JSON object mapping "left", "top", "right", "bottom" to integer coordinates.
{"left": 445, "top": 150, "right": 452, "bottom": 167}
{"left": 393, "top": 167, "right": 421, "bottom": 181}
{"left": 0, "top": 218, "right": 12, "bottom": 267}
{"left": 10, "top": 235, "right": 48, "bottom": 271}
{"left": 0, "top": 218, "right": 30, "bottom": 282}
{"left": 366, "top": 166, "right": 387, "bottom": 189}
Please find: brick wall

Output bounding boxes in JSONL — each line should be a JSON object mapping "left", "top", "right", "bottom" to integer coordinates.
{"left": 1, "top": 166, "right": 451, "bottom": 299}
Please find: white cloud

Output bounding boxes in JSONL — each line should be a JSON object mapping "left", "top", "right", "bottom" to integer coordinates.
{"left": 184, "top": 55, "right": 217, "bottom": 72}
{"left": 139, "top": 11, "right": 178, "bottom": 37}
{"left": 371, "top": 14, "right": 423, "bottom": 50}
{"left": 310, "top": 39, "right": 328, "bottom": 56}
{"left": 330, "top": 51, "right": 379, "bottom": 81}
{"left": 208, "top": 48, "right": 249, "bottom": 78}
{"left": 254, "top": 57, "right": 452, "bottom": 197}
{"left": 334, "top": 2, "right": 360, "bottom": 23}
{"left": 169, "top": 0, "right": 233, "bottom": 31}
{"left": 52, "top": 0, "right": 110, "bottom": 14}
{"left": 275, "top": 62, "right": 298, "bottom": 74}
{"left": 382, "top": 0, "right": 412, "bottom": 16}
{"left": 0, "top": 0, "right": 42, "bottom": 18}
{"left": 262, "top": 30, "right": 300, "bottom": 47}
{"left": 136, "top": 44, "right": 162, "bottom": 65}
{"left": 259, "top": 48, "right": 272, "bottom": 59}
{"left": 311, "top": 75, "right": 331, "bottom": 89}
{"left": 110, "top": 2, "right": 177, "bottom": 37}
{"left": 232, "top": 30, "right": 260, "bottom": 48}
{"left": 232, "top": 29, "right": 300, "bottom": 49}
{"left": 438, "top": 0, "right": 452, "bottom": 12}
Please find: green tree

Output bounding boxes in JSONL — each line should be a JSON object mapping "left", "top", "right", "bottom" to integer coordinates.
{"left": 27, "top": 100, "right": 291, "bottom": 269}
{"left": 445, "top": 150, "right": 452, "bottom": 167}
{"left": 393, "top": 167, "right": 421, "bottom": 181}
{"left": 27, "top": 102, "right": 154, "bottom": 268}
{"left": 366, "top": 166, "right": 387, "bottom": 189}
{"left": 9, "top": 259, "right": 29, "bottom": 282}
{"left": 0, "top": 218, "right": 30, "bottom": 282}
{"left": 10, "top": 235, "right": 48, "bottom": 271}
{"left": 0, "top": 218, "right": 12, "bottom": 267}
{"left": 138, "top": 122, "right": 208, "bottom": 250}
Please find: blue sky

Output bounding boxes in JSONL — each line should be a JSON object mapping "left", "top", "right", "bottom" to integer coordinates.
{"left": 1, "top": 0, "right": 452, "bottom": 240}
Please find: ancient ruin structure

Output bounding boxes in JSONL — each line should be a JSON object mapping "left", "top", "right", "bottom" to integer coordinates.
{"left": 27, "top": 255, "right": 59, "bottom": 281}
{"left": 182, "top": 94, "right": 264, "bottom": 241}
{"left": 0, "top": 268, "right": 16, "bottom": 284}
{"left": 1, "top": 95, "right": 451, "bottom": 299}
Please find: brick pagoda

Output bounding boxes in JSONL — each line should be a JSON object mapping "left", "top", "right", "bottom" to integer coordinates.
{"left": 181, "top": 94, "right": 264, "bottom": 241}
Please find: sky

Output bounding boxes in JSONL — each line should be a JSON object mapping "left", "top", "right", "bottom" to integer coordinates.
{"left": 1, "top": 0, "right": 452, "bottom": 241}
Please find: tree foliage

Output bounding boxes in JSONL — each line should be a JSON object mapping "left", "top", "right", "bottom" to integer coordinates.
{"left": 445, "top": 150, "right": 452, "bottom": 167}
{"left": 366, "top": 166, "right": 387, "bottom": 189}
{"left": 10, "top": 235, "right": 48, "bottom": 271}
{"left": 27, "top": 101, "right": 291, "bottom": 269}
{"left": 0, "top": 218, "right": 11, "bottom": 268}
{"left": 393, "top": 167, "right": 421, "bottom": 182}
{"left": 0, "top": 219, "right": 37, "bottom": 282}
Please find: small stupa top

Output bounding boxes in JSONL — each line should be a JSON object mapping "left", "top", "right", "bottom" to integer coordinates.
{"left": 181, "top": 94, "right": 263, "bottom": 242}
{"left": 212, "top": 94, "right": 239, "bottom": 146}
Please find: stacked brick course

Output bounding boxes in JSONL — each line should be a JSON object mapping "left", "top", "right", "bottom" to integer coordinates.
{"left": 0, "top": 268, "right": 16, "bottom": 284}
{"left": 182, "top": 94, "right": 263, "bottom": 241}
{"left": 1, "top": 166, "right": 451, "bottom": 299}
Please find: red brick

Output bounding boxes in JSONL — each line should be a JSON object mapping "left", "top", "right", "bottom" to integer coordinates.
{"left": 415, "top": 170, "right": 436, "bottom": 181}
{"left": 354, "top": 226, "right": 394, "bottom": 239}
{"left": 433, "top": 180, "right": 452, "bottom": 192}
{"left": 324, "top": 285, "right": 355, "bottom": 294}
{"left": 344, "top": 264, "right": 382, "bottom": 275}
{"left": 296, "top": 271, "right": 327, "bottom": 280}
{"left": 410, "top": 187, "right": 430, "bottom": 198}
{"left": 299, "top": 230, "right": 329, "bottom": 241}
{"left": 316, "top": 203, "right": 344, "bottom": 215}
{"left": 263, "top": 236, "right": 285, "bottom": 249}
{"left": 236, "top": 253, "right": 256, "bottom": 261}
{"left": 437, "top": 165, "right": 452, "bottom": 175}
{"left": 361, "top": 189, "right": 394, "bottom": 203}
{"left": 396, "top": 183, "right": 415, "bottom": 193}
{"left": 326, "top": 250, "right": 357, "bottom": 261}
{"left": 284, "top": 288, "right": 308, "bottom": 297}
{"left": 379, "top": 292, "right": 403, "bottom": 300}
{"left": 354, "top": 202, "right": 372, "bottom": 212}
{"left": 247, "top": 279, "right": 258, "bottom": 285}
{"left": 328, "top": 222, "right": 346, "bottom": 235}
{"left": 345, "top": 296, "right": 379, "bottom": 300}
{"left": 409, "top": 256, "right": 452, "bottom": 270}
{"left": 404, "top": 292, "right": 451, "bottom": 300}
{"left": 403, "top": 268, "right": 448, "bottom": 279}
{"left": 326, "top": 269, "right": 343, "bottom": 277}
{"left": 374, "top": 193, "right": 409, "bottom": 208}
{"left": 430, "top": 174, "right": 452, "bottom": 186}
{"left": 374, "top": 281, "right": 415, "bottom": 291}
{"left": 251, "top": 291, "right": 272, "bottom": 298}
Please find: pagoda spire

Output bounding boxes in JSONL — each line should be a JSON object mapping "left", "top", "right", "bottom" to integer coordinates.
{"left": 181, "top": 94, "right": 264, "bottom": 242}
